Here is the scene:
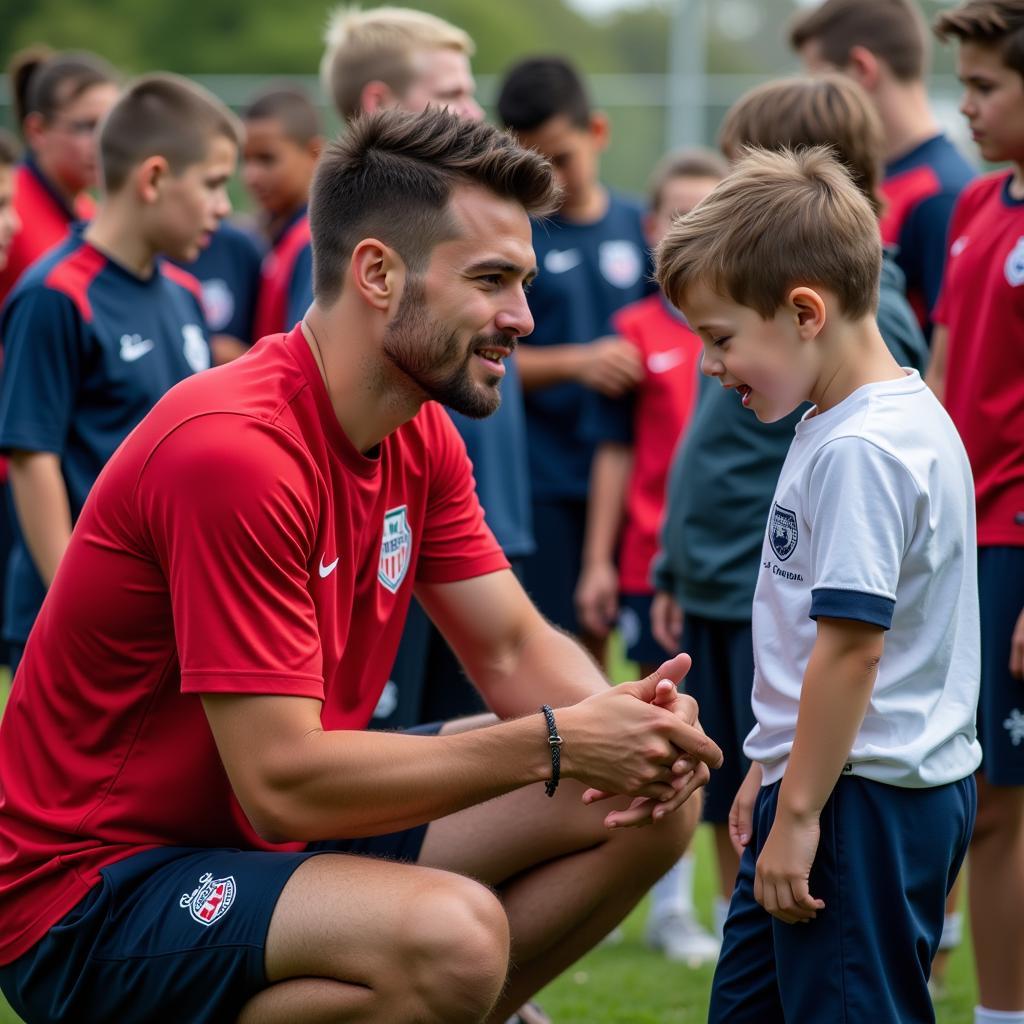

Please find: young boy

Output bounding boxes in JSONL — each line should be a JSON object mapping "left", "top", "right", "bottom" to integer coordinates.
{"left": 0, "top": 73, "right": 237, "bottom": 672}
{"left": 657, "top": 146, "right": 979, "bottom": 1022}
{"left": 790, "top": 0, "right": 976, "bottom": 339}
{"left": 651, "top": 72, "right": 931, "bottom": 948}
{"left": 244, "top": 85, "right": 323, "bottom": 339}
{"left": 929, "top": 5, "right": 1024, "bottom": 1021}
{"left": 497, "top": 56, "right": 650, "bottom": 651}
{"left": 575, "top": 149, "right": 726, "bottom": 964}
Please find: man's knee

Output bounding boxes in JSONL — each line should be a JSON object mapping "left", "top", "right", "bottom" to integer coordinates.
{"left": 401, "top": 873, "right": 510, "bottom": 1022}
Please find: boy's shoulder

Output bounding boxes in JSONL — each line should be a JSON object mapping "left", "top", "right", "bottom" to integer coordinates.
{"left": 4, "top": 233, "right": 103, "bottom": 323}
{"left": 954, "top": 168, "right": 1013, "bottom": 218}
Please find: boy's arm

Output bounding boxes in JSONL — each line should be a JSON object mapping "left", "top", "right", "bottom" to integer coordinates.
{"left": 517, "top": 336, "right": 643, "bottom": 396}
{"left": 576, "top": 441, "right": 633, "bottom": 637}
{"left": 755, "top": 617, "right": 883, "bottom": 924}
{"left": 8, "top": 452, "right": 72, "bottom": 586}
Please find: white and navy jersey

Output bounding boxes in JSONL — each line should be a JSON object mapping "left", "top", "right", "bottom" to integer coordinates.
{"left": 746, "top": 370, "right": 982, "bottom": 788}
{"left": 0, "top": 229, "right": 211, "bottom": 644}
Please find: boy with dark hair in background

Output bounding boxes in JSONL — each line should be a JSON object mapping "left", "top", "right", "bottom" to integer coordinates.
{"left": 0, "top": 73, "right": 238, "bottom": 672}
{"left": 790, "top": 0, "right": 975, "bottom": 339}
{"left": 245, "top": 85, "right": 323, "bottom": 340}
{"left": 929, "top": 5, "right": 1024, "bottom": 1021}
{"left": 497, "top": 56, "right": 650, "bottom": 653}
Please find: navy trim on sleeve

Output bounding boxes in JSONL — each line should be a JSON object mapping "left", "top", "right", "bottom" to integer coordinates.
{"left": 810, "top": 588, "right": 895, "bottom": 630}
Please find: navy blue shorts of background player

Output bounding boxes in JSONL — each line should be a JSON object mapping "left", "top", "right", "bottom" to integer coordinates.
{"left": 680, "top": 613, "right": 757, "bottom": 824}
{"left": 977, "top": 546, "right": 1024, "bottom": 785}
{"left": 0, "top": 724, "right": 441, "bottom": 1024}
{"left": 709, "top": 773, "right": 976, "bottom": 1024}
{"left": 617, "top": 591, "right": 664, "bottom": 667}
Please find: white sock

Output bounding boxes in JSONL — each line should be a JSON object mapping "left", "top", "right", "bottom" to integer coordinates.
{"left": 713, "top": 895, "right": 731, "bottom": 940}
{"left": 938, "top": 911, "right": 962, "bottom": 950}
{"left": 975, "top": 1008, "right": 1024, "bottom": 1023}
{"left": 650, "top": 852, "right": 696, "bottom": 920}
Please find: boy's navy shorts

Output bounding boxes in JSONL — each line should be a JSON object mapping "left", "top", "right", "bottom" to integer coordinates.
{"left": 0, "top": 730, "right": 440, "bottom": 1024}
{"left": 977, "top": 546, "right": 1024, "bottom": 785}
{"left": 679, "top": 613, "right": 757, "bottom": 824}
{"left": 709, "top": 773, "right": 976, "bottom": 1024}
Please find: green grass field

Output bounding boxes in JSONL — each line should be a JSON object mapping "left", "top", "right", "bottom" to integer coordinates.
{"left": 0, "top": 661, "right": 980, "bottom": 1023}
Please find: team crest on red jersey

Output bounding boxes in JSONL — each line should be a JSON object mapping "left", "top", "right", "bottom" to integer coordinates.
{"left": 179, "top": 872, "right": 236, "bottom": 927}
{"left": 1004, "top": 237, "right": 1024, "bottom": 287}
{"left": 378, "top": 505, "right": 412, "bottom": 593}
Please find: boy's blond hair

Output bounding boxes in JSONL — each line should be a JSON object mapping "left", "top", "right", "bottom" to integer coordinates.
{"left": 934, "top": 1, "right": 1024, "bottom": 78}
{"left": 321, "top": 6, "right": 474, "bottom": 121}
{"left": 718, "top": 74, "right": 885, "bottom": 217}
{"left": 656, "top": 146, "right": 882, "bottom": 320}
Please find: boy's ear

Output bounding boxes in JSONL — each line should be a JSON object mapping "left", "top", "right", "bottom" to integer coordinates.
{"left": 308, "top": 135, "right": 325, "bottom": 161}
{"left": 589, "top": 111, "right": 610, "bottom": 151}
{"left": 845, "top": 45, "right": 882, "bottom": 92}
{"left": 788, "top": 286, "right": 827, "bottom": 339}
{"left": 348, "top": 237, "right": 405, "bottom": 315}
{"left": 360, "top": 80, "right": 400, "bottom": 115}
{"left": 135, "top": 156, "right": 171, "bottom": 204}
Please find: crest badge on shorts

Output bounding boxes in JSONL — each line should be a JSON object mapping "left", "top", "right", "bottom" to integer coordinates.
{"left": 769, "top": 503, "right": 799, "bottom": 562}
{"left": 179, "top": 872, "right": 236, "bottom": 927}
{"left": 598, "top": 240, "right": 643, "bottom": 289}
{"left": 379, "top": 505, "right": 412, "bottom": 594}
{"left": 1004, "top": 237, "right": 1024, "bottom": 287}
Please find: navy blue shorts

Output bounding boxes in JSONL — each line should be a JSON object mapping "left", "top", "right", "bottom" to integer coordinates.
{"left": 680, "top": 614, "right": 757, "bottom": 824}
{"left": 0, "top": 730, "right": 439, "bottom": 1024}
{"left": 618, "top": 591, "right": 663, "bottom": 667}
{"left": 977, "top": 546, "right": 1024, "bottom": 785}
{"left": 709, "top": 774, "right": 976, "bottom": 1024}
{"left": 522, "top": 498, "right": 587, "bottom": 636}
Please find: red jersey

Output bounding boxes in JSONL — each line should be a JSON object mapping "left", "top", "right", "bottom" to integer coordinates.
{"left": 934, "top": 171, "right": 1024, "bottom": 547}
{"left": 0, "top": 325, "right": 508, "bottom": 964}
{"left": 252, "top": 209, "right": 311, "bottom": 340}
{"left": 612, "top": 295, "right": 702, "bottom": 593}
{"left": 0, "top": 159, "right": 94, "bottom": 307}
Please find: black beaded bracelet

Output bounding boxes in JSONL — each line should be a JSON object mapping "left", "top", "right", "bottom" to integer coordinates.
{"left": 540, "top": 704, "right": 563, "bottom": 797}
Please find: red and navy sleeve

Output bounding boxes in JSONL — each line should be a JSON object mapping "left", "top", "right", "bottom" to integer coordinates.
{"left": 0, "top": 285, "right": 85, "bottom": 456}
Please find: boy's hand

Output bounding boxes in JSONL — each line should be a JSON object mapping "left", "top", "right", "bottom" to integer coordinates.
{"left": 1010, "top": 604, "right": 1024, "bottom": 680}
{"left": 728, "top": 761, "right": 762, "bottom": 856}
{"left": 575, "top": 561, "right": 619, "bottom": 638}
{"left": 754, "top": 809, "right": 825, "bottom": 924}
{"left": 651, "top": 590, "right": 684, "bottom": 654}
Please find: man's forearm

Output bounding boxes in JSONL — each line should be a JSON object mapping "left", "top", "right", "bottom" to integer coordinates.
{"left": 8, "top": 451, "right": 72, "bottom": 586}
{"left": 777, "top": 619, "right": 883, "bottom": 819}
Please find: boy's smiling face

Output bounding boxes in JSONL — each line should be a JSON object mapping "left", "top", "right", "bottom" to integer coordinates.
{"left": 957, "top": 40, "right": 1024, "bottom": 164}
{"left": 681, "top": 280, "right": 824, "bottom": 423}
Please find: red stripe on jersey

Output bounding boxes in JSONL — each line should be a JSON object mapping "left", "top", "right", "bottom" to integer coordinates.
{"left": 42, "top": 243, "right": 106, "bottom": 322}
{"left": 253, "top": 214, "right": 311, "bottom": 341}
{"left": 879, "top": 165, "right": 941, "bottom": 246}
{"left": 159, "top": 261, "right": 204, "bottom": 306}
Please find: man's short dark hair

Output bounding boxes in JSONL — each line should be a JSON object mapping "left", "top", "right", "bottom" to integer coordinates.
{"left": 789, "top": 0, "right": 931, "bottom": 81}
{"left": 100, "top": 73, "right": 243, "bottom": 194}
{"left": 935, "top": 1, "right": 1024, "bottom": 79}
{"left": 496, "top": 56, "right": 591, "bottom": 132}
{"left": 244, "top": 85, "right": 323, "bottom": 146}
{"left": 309, "top": 107, "right": 559, "bottom": 306}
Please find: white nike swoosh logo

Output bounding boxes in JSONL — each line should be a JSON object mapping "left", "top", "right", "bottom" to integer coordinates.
{"left": 120, "top": 335, "right": 155, "bottom": 362}
{"left": 319, "top": 555, "right": 339, "bottom": 578}
{"left": 544, "top": 249, "right": 582, "bottom": 274}
{"left": 647, "top": 349, "right": 685, "bottom": 374}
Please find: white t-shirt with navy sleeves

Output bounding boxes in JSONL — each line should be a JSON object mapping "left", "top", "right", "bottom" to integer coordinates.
{"left": 745, "top": 370, "right": 982, "bottom": 788}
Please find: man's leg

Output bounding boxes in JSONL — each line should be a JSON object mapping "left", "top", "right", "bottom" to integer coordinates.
{"left": 240, "top": 855, "right": 510, "bottom": 1024}
{"left": 417, "top": 775, "right": 699, "bottom": 1021}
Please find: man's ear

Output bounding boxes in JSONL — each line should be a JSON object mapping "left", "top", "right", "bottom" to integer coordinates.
{"left": 349, "top": 238, "right": 404, "bottom": 313}
{"left": 788, "top": 285, "right": 827, "bottom": 339}
{"left": 135, "top": 156, "right": 170, "bottom": 204}
{"left": 360, "top": 80, "right": 400, "bottom": 114}
{"left": 845, "top": 45, "right": 882, "bottom": 92}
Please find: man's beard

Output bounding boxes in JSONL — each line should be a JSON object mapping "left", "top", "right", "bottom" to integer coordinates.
{"left": 382, "top": 278, "right": 510, "bottom": 419}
